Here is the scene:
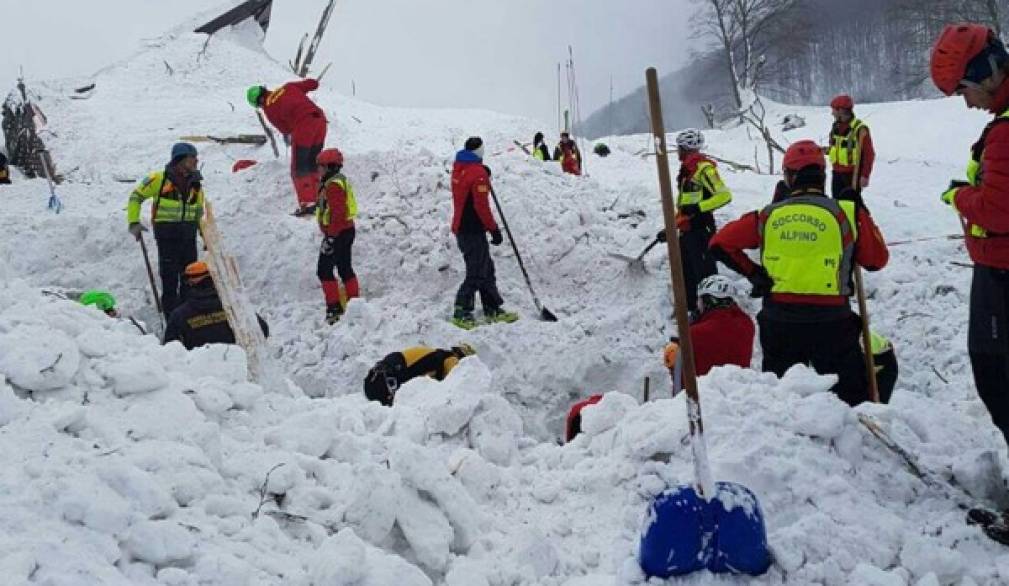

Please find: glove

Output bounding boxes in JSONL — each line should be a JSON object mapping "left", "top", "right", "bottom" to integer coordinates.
{"left": 320, "top": 236, "right": 335, "bottom": 256}
{"left": 656, "top": 229, "right": 667, "bottom": 243}
{"left": 747, "top": 266, "right": 773, "bottom": 298}
{"left": 942, "top": 180, "right": 969, "bottom": 209}
{"left": 676, "top": 213, "right": 691, "bottom": 233}
{"left": 663, "top": 341, "right": 680, "bottom": 369}
{"left": 490, "top": 229, "right": 503, "bottom": 246}
{"left": 679, "top": 203, "right": 700, "bottom": 217}
{"left": 128, "top": 222, "right": 148, "bottom": 241}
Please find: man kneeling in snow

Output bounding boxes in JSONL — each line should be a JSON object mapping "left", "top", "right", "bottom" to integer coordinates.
{"left": 163, "top": 261, "right": 268, "bottom": 350}
{"left": 363, "top": 344, "right": 476, "bottom": 406}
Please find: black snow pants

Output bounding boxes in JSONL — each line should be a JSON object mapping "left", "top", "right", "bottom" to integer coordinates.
{"left": 454, "top": 231, "right": 504, "bottom": 315}
{"left": 681, "top": 226, "right": 717, "bottom": 313}
{"left": 317, "top": 227, "right": 356, "bottom": 284}
{"left": 831, "top": 171, "right": 858, "bottom": 199}
{"left": 758, "top": 310, "right": 869, "bottom": 406}
{"left": 969, "top": 265, "right": 1009, "bottom": 447}
{"left": 154, "top": 222, "right": 198, "bottom": 318}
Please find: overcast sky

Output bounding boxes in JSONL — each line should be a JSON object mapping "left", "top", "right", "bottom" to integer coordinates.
{"left": 1, "top": 0, "right": 691, "bottom": 128}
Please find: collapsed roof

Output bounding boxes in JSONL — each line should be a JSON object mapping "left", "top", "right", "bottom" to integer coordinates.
{"left": 194, "top": 0, "right": 273, "bottom": 36}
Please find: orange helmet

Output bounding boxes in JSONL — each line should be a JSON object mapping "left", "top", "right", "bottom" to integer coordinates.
{"left": 830, "top": 94, "right": 854, "bottom": 110}
{"left": 184, "top": 261, "right": 210, "bottom": 281}
{"left": 783, "top": 140, "right": 826, "bottom": 171}
{"left": 930, "top": 23, "right": 999, "bottom": 96}
{"left": 317, "top": 148, "right": 344, "bottom": 166}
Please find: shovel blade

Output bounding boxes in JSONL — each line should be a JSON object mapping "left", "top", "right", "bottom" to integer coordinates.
{"left": 540, "top": 306, "right": 558, "bottom": 322}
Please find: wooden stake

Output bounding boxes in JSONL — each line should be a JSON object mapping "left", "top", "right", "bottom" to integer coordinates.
{"left": 646, "top": 67, "right": 714, "bottom": 499}
{"left": 854, "top": 268, "right": 881, "bottom": 403}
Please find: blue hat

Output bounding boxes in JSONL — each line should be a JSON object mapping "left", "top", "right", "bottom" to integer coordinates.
{"left": 170, "top": 142, "right": 198, "bottom": 162}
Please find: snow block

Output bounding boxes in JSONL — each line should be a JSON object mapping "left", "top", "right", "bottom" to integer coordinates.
{"left": 639, "top": 482, "right": 770, "bottom": 578}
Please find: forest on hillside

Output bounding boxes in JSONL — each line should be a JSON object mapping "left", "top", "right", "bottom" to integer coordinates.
{"left": 584, "top": 0, "right": 1008, "bottom": 138}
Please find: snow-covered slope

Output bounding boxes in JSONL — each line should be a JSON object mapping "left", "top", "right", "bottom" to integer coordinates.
{"left": 1, "top": 20, "right": 1008, "bottom": 586}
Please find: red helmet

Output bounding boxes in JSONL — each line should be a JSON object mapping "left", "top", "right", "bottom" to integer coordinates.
{"left": 783, "top": 140, "right": 825, "bottom": 171}
{"left": 317, "top": 148, "right": 344, "bottom": 166}
{"left": 930, "top": 23, "right": 994, "bottom": 96}
{"left": 830, "top": 94, "right": 854, "bottom": 110}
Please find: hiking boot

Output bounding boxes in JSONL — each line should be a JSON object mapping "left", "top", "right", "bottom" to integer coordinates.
{"left": 293, "top": 203, "right": 317, "bottom": 217}
{"left": 452, "top": 308, "right": 477, "bottom": 330}
{"left": 485, "top": 307, "right": 519, "bottom": 324}
{"left": 325, "top": 304, "right": 343, "bottom": 325}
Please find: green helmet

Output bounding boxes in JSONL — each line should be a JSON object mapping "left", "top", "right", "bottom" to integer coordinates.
{"left": 246, "top": 85, "right": 265, "bottom": 108}
{"left": 80, "top": 290, "right": 117, "bottom": 312}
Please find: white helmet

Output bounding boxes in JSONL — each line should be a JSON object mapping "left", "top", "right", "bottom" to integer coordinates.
{"left": 675, "top": 128, "right": 705, "bottom": 151}
{"left": 697, "top": 275, "right": 736, "bottom": 301}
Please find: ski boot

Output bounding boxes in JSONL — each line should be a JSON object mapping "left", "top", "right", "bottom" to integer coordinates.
{"left": 325, "top": 304, "right": 344, "bottom": 325}
{"left": 485, "top": 307, "right": 519, "bottom": 324}
{"left": 451, "top": 307, "right": 478, "bottom": 330}
{"left": 293, "top": 203, "right": 317, "bottom": 217}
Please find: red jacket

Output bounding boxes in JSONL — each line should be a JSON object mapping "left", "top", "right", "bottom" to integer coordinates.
{"left": 263, "top": 79, "right": 324, "bottom": 135}
{"left": 451, "top": 152, "right": 498, "bottom": 234}
{"left": 710, "top": 190, "right": 889, "bottom": 306}
{"left": 318, "top": 176, "right": 354, "bottom": 237}
{"left": 953, "top": 80, "right": 1009, "bottom": 269}
{"left": 690, "top": 305, "right": 754, "bottom": 376}
{"left": 565, "top": 394, "right": 602, "bottom": 442}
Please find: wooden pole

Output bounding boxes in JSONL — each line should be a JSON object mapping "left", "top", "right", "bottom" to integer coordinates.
{"left": 646, "top": 67, "right": 714, "bottom": 499}
{"left": 854, "top": 268, "right": 881, "bottom": 403}
{"left": 850, "top": 133, "right": 880, "bottom": 403}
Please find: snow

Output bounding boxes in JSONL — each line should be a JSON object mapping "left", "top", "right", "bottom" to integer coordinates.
{"left": 1, "top": 14, "right": 1009, "bottom": 586}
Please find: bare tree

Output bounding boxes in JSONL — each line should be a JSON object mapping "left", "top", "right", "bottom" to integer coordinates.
{"left": 690, "top": 0, "right": 803, "bottom": 110}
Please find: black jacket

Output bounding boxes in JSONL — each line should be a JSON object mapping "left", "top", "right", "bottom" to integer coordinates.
{"left": 163, "top": 282, "right": 268, "bottom": 350}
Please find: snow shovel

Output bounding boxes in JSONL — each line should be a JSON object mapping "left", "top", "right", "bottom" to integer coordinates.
{"left": 609, "top": 237, "right": 661, "bottom": 273}
{"left": 489, "top": 186, "right": 558, "bottom": 322}
{"left": 637, "top": 67, "right": 770, "bottom": 579}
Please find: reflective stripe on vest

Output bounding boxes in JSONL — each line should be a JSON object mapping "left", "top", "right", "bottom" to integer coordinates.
{"left": 828, "top": 118, "right": 866, "bottom": 168}
{"left": 316, "top": 174, "right": 358, "bottom": 226}
{"left": 964, "top": 109, "right": 1009, "bottom": 238}
{"left": 153, "top": 175, "right": 203, "bottom": 223}
{"left": 677, "top": 160, "right": 715, "bottom": 206}
{"left": 758, "top": 196, "right": 857, "bottom": 296}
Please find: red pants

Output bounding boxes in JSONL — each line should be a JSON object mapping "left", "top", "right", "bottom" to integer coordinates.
{"left": 291, "top": 114, "right": 327, "bottom": 207}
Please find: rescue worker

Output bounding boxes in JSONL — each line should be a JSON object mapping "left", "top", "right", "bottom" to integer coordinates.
{"left": 532, "top": 132, "right": 551, "bottom": 161}
{"left": 931, "top": 23, "right": 1009, "bottom": 446}
{"left": 825, "top": 94, "right": 875, "bottom": 198}
{"left": 315, "top": 148, "right": 359, "bottom": 325}
{"left": 0, "top": 151, "right": 11, "bottom": 184}
{"left": 247, "top": 79, "right": 327, "bottom": 215}
{"left": 553, "top": 131, "right": 582, "bottom": 175}
{"left": 709, "top": 140, "right": 889, "bottom": 406}
{"left": 451, "top": 137, "right": 517, "bottom": 329}
{"left": 663, "top": 275, "right": 755, "bottom": 382}
{"left": 363, "top": 344, "right": 476, "bottom": 406}
{"left": 656, "top": 129, "right": 733, "bottom": 314}
{"left": 565, "top": 394, "right": 602, "bottom": 442}
{"left": 163, "top": 262, "right": 269, "bottom": 350}
{"left": 127, "top": 142, "right": 204, "bottom": 317}
{"left": 870, "top": 330, "right": 898, "bottom": 404}
{"left": 79, "top": 290, "right": 119, "bottom": 317}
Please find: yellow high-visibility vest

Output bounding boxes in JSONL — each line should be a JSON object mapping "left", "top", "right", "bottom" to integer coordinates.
{"left": 828, "top": 118, "right": 867, "bottom": 168}
{"left": 962, "top": 108, "right": 1009, "bottom": 238}
{"left": 316, "top": 173, "right": 358, "bottom": 226}
{"left": 127, "top": 170, "right": 204, "bottom": 225}
{"left": 759, "top": 195, "right": 857, "bottom": 296}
